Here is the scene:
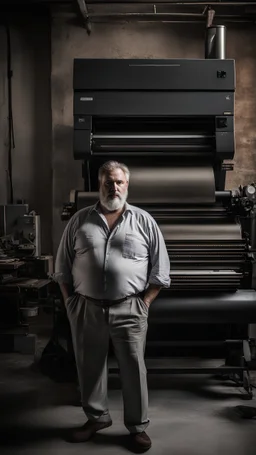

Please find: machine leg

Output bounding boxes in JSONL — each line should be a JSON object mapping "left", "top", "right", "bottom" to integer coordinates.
{"left": 242, "top": 370, "right": 253, "bottom": 400}
{"left": 223, "top": 340, "right": 253, "bottom": 399}
{"left": 239, "top": 340, "right": 253, "bottom": 399}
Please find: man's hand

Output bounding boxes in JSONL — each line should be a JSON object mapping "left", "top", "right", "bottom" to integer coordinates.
{"left": 142, "top": 284, "right": 162, "bottom": 308}
{"left": 143, "top": 298, "right": 151, "bottom": 308}
{"left": 65, "top": 295, "right": 73, "bottom": 305}
{"left": 59, "top": 282, "right": 73, "bottom": 305}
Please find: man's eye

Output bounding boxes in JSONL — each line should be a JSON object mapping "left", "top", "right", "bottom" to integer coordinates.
{"left": 105, "top": 180, "right": 123, "bottom": 186}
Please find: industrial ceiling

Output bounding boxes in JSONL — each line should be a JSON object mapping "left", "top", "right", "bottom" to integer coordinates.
{"left": 1, "top": 1, "right": 256, "bottom": 28}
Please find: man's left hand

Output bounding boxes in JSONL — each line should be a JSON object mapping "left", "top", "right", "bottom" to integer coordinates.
{"left": 142, "top": 284, "right": 162, "bottom": 309}
{"left": 143, "top": 299, "right": 151, "bottom": 308}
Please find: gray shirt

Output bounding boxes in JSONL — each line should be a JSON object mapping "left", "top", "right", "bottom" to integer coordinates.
{"left": 54, "top": 202, "right": 170, "bottom": 300}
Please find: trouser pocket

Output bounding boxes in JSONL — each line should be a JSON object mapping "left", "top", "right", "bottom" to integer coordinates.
{"left": 137, "top": 295, "right": 149, "bottom": 313}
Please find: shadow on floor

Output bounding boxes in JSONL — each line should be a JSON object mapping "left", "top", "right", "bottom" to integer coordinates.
{"left": 0, "top": 425, "right": 139, "bottom": 453}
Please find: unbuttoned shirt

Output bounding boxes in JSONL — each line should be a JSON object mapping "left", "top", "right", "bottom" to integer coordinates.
{"left": 54, "top": 202, "right": 170, "bottom": 300}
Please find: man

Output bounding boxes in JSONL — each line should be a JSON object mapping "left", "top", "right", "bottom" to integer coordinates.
{"left": 54, "top": 160, "right": 170, "bottom": 451}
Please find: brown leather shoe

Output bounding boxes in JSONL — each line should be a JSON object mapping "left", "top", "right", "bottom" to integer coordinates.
{"left": 235, "top": 406, "right": 256, "bottom": 419}
{"left": 69, "top": 419, "right": 112, "bottom": 443}
{"left": 131, "top": 431, "right": 152, "bottom": 451}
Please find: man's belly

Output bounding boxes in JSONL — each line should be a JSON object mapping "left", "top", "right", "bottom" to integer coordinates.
{"left": 72, "top": 254, "right": 149, "bottom": 299}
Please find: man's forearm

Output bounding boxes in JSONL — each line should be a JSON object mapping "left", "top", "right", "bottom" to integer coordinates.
{"left": 143, "top": 284, "right": 162, "bottom": 307}
{"left": 59, "top": 283, "right": 73, "bottom": 303}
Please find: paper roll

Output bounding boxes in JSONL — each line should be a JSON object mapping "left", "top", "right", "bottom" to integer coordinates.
{"left": 128, "top": 166, "right": 215, "bottom": 204}
{"left": 159, "top": 220, "right": 242, "bottom": 241}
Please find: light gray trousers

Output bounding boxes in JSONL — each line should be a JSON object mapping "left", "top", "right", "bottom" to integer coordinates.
{"left": 65, "top": 293, "right": 149, "bottom": 433}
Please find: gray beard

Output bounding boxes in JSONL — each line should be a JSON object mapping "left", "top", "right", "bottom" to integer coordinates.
{"left": 99, "top": 189, "right": 128, "bottom": 212}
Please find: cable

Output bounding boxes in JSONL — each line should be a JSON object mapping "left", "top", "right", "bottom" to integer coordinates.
{"left": 5, "top": 25, "right": 15, "bottom": 204}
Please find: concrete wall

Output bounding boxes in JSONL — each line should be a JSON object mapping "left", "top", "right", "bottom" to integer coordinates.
{"left": 51, "top": 18, "right": 256, "bottom": 253}
{"left": 227, "top": 28, "right": 256, "bottom": 190}
{"left": 0, "top": 16, "right": 52, "bottom": 254}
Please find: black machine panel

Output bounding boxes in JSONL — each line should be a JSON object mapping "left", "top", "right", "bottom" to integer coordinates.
{"left": 73, "top": 59, "right": 235, "bottom": 91}
{"left": 73, "top": 59, "right": 235, "bottom": 182}
{"left": 74, "top": 92, "right": 234, "bottom": 117}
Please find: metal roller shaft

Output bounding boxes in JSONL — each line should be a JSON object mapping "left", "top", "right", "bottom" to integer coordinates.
{"left": 149, "top": 291, "right": 256, "bottom": 324}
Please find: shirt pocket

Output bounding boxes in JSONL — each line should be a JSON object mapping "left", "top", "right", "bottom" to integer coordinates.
{"left": 75, "top": 233, "right": 94, "bottom": 255}
{"left": 122, "top": 233, "right": 148, "bottom": 260}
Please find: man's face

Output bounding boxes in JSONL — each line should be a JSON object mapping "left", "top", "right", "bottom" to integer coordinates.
{"left": 99, "top": 168, "right": 129, "bottom": 211}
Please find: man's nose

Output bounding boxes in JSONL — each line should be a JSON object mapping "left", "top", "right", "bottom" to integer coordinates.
{"left": 110, "top": 182, "right": 118, "bottom": 192}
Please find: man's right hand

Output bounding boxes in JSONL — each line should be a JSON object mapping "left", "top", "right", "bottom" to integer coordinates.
{"left": 59, "top": 282, "right": 73, "bottom": 305}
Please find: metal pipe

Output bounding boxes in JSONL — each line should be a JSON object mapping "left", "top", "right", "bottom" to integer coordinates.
{"left": 90, "top": 15, "right": 254, "bottom": 23}
{"left": 90, "top": 19, "right": 256, "bottom": 23}
{"left": 87, "top": 1, "right": 256, "bottom": 4}
{"left": 215, "top": 190, "right": 232, "bottom": 200}
{"left": 90, "top": 12, "right": 213, "bottom": 17}
{"left": 76, "top": 0, "right": 92, "bottom": 34}
{"left": 87, "top": 2, "right": 256, "bottom": 23}
{"left": 205, "top": 25, "right": 226, "bottom": 59}
{"left": 89, "top": 13, "right": 252, "bottom": 17}
{"left": 93, "top": 134, "right": 212, "bottom": 139}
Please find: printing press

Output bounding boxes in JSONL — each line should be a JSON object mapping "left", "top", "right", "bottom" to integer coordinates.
{"left": 62, "top": 47, "right": 256, "bottom": 397}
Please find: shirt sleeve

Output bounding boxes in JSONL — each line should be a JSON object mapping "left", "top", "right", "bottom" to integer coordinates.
{"left": 53, "top": 215, "right": 77, "bottom": 285}
{"left": 148, "top": 217, "right": 171, "bottom": 288}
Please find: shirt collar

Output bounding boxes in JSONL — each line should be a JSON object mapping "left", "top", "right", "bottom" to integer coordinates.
{"left": 125, "top": 202, "right": 133, "bottom": 213}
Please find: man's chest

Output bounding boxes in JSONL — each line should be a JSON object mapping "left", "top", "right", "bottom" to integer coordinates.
{"left": 74, "top": 223, "right": 149, "bottom": 260}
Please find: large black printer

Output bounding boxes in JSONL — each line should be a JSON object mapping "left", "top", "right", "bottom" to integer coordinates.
{"left": 62, "top": 27, "right": 256, "bottom": 397}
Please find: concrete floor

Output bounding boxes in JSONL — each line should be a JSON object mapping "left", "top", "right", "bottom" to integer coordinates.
{"left": 1, "top": 330, "right": 256, "bottom": 455}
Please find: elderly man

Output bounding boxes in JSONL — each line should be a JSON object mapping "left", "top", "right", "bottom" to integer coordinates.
{"left": 55, "top": 160, "right": 170, "bottom": 450}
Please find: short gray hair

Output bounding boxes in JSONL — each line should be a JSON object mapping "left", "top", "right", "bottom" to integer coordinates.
{"left": 98, "top": 160, "right": 130, "bottom": 182}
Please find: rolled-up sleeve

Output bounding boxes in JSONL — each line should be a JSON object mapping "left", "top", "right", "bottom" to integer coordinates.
{"left": 54, "top": 216, "right": 77, "bottom": 285}
{"left": 148, "top": 218, "right": 171, "bottom": 288}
